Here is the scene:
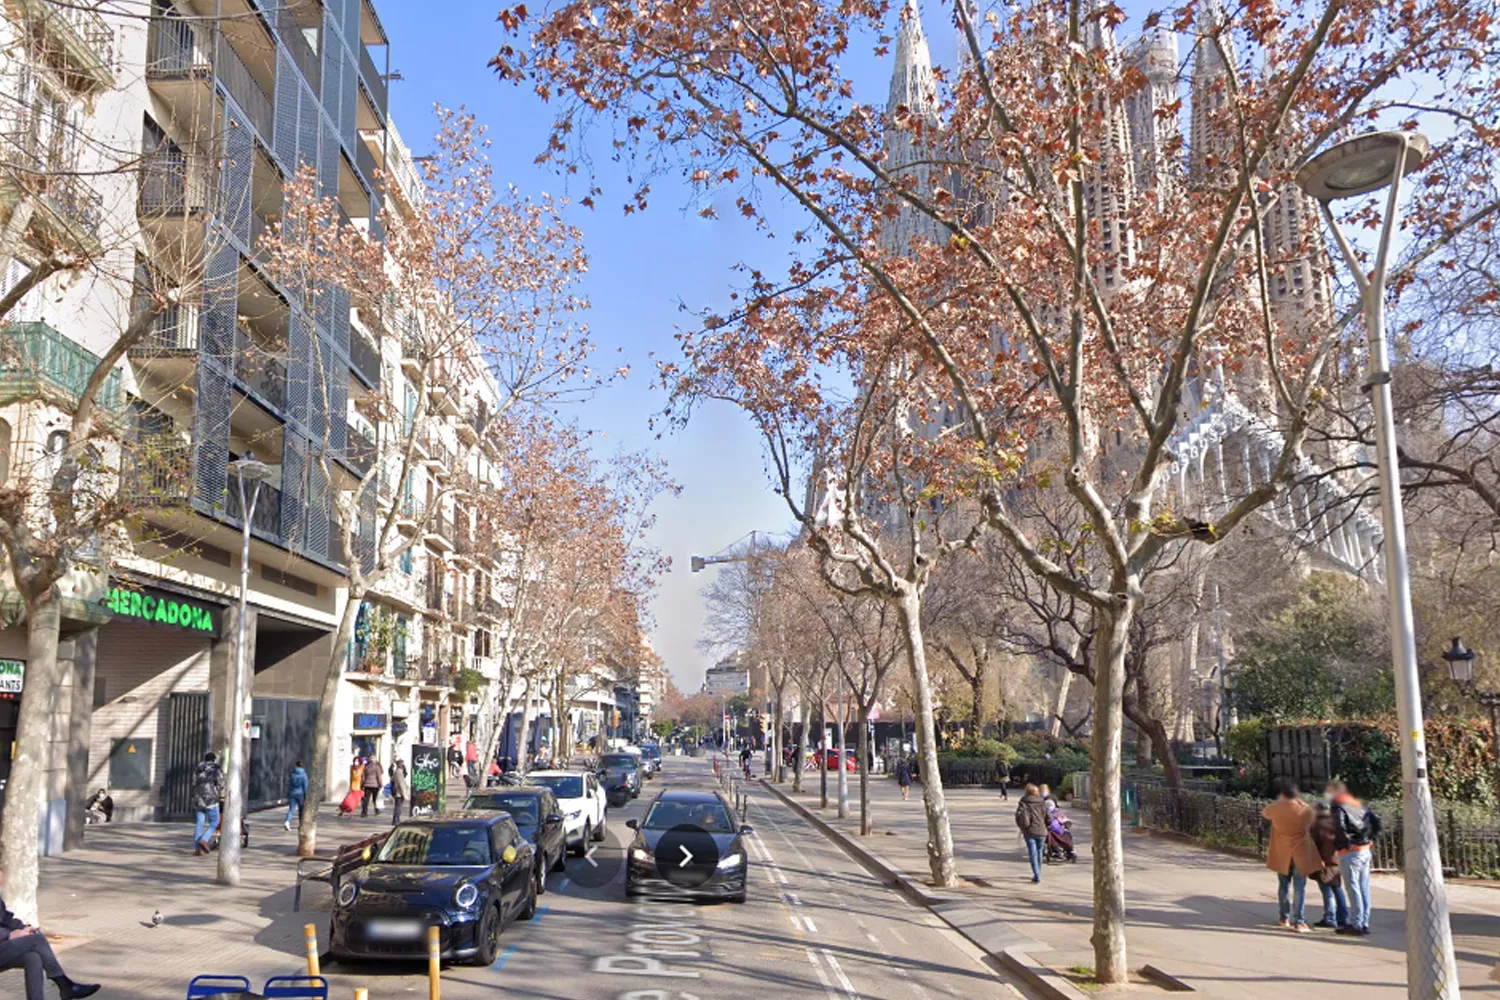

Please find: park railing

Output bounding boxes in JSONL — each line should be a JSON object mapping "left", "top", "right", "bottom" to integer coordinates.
{"left": 1133, "top": 784, "right": 1500, "bottom": 878}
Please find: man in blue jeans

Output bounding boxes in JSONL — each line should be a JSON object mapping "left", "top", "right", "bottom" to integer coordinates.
{"left": 1015, "top": 784, "right": 1050, "bottom": 883}
{"left": 1328, "top": 781, "right": 1380, "bottom": 935}
{"left": 191, "top": 752, "right": 224, "bottom": 856}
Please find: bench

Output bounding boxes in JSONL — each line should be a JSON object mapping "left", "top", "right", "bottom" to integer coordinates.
{"left": 293, "top": 831, "right": 390, "bottom": 912}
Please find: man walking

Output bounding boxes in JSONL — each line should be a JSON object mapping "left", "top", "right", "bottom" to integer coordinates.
{"left": 191, "top": 752, "right": 224, "bottom": 856}
{"left": 284, "top": 760, "right": 308, "bottom": 832}
{"left": 0, "top": 869, "right": 98, "bottom": 999}
{"left": 1327, "top": 780, "right": 1380, "bottom": 935}
{"left": 361, "top": 755, "right": 384, "bottom": 818}
{"left": 389, "top": 757, "right": 409, "bottom": 825}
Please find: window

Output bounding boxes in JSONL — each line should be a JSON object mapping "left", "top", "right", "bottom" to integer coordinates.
{"left": 489, "top": 821, "right": 514, "bottom": 856}
{"left": 398, "top": 546, "right": 413, "bottom": 575}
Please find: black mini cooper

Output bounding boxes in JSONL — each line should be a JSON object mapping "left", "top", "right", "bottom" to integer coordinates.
{"left": 330, "top": 812, "right": 537, "bottom": 965}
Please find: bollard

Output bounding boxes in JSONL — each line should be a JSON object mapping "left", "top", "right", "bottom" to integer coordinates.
{"left": 304, "top": 923, "right": 320, "bottom": 978}
{"left": 428, "top": 924, "right": 441, "bottom": 1000}
{"left": 354, "top": 991, "right": 368, "bottom": 1000}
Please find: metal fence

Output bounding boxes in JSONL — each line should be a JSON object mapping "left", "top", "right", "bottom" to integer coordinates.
{"left": 1134, "top": 785, "right": 1500, "bottom": 878}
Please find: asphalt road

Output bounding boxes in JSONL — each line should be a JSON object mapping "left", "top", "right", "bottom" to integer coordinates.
{"left": 325, "top": 756, "right": 1022, "bottom": 1000}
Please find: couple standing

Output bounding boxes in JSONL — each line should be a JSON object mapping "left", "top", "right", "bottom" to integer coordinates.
{"left": 1263, "top": 779, "right": 1379, "bottom": 934}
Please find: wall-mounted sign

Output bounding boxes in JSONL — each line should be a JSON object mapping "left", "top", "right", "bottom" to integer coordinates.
{"left": 0, "top": 659, "right": 23, "bottom": 699}
{"left": 352, "top": 712, "right": 388, "bottom": 732}
{"left": 103, "top": 587, "right": 220, "bottom": 636}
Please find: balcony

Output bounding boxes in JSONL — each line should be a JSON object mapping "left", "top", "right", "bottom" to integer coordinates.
{"left": 119, "top": 437, "right": 192, "bottom": 506}
{"left": 236, "top": 349, "right": 286, "bottom": 412}
{"left": 0, "top": 151, "right": 104, "bottom": 257}
{"left": 10, "top": 0, "right": 116, "bottom": 93}
{"left": 423, "top": 578, "right": 450, "bottom": 618}
{"left": 224, "top": 471, "right": 283, "bottom": 539}
{"left": 138, "top": 147, "right": 214, "bottom": 217}
{"left": 417, "top": 660, "right": 456, "bottom": 689}
{"left": 349, "top": 331, "right": 380, "bottom": 389}
{"left": 0, "top": 321, "right": 125, "bottom": 417}
{"left": 424, "top": 508, "right": 454, "bottom": 552}
{"left": 146, "top": 15, "right": 272, "bottom": 142}
{"left": 355, "top": 139, "right": 379, "bottom": 192}
{"left": 346, "top": 426, "right": 376, "bottom": 478}
{"left": 358, "top": 43, "right": 388, "bottom": 120}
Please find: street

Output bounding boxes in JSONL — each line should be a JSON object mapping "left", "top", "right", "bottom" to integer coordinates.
{"left": 318, "top": 756, "right": 1016, "bottom": 999}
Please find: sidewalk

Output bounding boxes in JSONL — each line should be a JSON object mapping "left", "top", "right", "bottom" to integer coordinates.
{"left": 9, "top": 777, "right": 471, "bottom": 999}
{"left": 765, "top": 770, "right": 1500, "bottom": 999}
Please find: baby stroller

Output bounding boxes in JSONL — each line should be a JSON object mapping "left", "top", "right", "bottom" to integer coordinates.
{"left": 1044, "top": 810, "right": 1076, "bottom": 863}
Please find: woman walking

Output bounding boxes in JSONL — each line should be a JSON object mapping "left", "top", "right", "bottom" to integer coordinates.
{"left": 896, "top": 756, "right": 913, "bottom": 801}
{"left": 1015, "top": 784, "right": 1050, "bottom": 884}
{"left": 1262, "top": 779, "right": 1321, "bottom": 932}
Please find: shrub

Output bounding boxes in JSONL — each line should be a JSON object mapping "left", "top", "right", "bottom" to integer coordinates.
{"left": 1005, "top": 731, "right": 1089, "bottom": 761}
{"left": 1059, "top": 773, "right": 1075, "bottom": 798}
{"left": 1011, "top": 760, "right": 1066, "bottom": 790}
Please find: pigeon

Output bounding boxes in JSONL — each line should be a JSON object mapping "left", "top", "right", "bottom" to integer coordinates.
{"left": 151, "top": 910, "right": 164, "bottom": 928}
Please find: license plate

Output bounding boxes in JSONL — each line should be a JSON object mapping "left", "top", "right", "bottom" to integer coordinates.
{"left": 365, "top": 918, "right": 423, "bottom": 941}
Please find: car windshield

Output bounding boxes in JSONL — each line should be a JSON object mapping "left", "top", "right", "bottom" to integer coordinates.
{"left": 643, "top": 799, "right": 733, "bottom": 832}
{"left": 641, "top": 746, "right": 660, "bottom": 758}
{"left": 376, "top": 824, "right": 492, "bottom": 866}
{"left": 530, "top": 775, "right": 584, "bottom": 798}
{"left": 465, "top": 794, "right": 540, "bottom": 826}
{"left": 600, "top": 754, "right": 637, "bottom": 769}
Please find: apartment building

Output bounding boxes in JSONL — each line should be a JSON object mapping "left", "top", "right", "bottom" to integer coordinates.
{"left": 0, "top": 0, "right": 533, "bottom": 852}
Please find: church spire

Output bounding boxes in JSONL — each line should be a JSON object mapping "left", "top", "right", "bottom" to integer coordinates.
{"left": 888, "top": 0, "right": 936, "bottom": 119}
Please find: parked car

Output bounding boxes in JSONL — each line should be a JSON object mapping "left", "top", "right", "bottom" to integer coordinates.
{"left": 813, "top": 748, "right": 859, "bottom": 772}
{"left": 598, "top": 752, "right": 643, "bottom": 803}
{"left": 329, "top": 812, "right": 536, "bottom": 966}
{"left": 523, "top": 769, "right": 608, "bottom": 854}
{"left": 464, "top": 787, "right": 569, "bottom": 887}
{"left": 625, "top": 789, "right": 751, "bottom": 903}
{"left": 639, "top": 743, "right": 662, "bottom": 774}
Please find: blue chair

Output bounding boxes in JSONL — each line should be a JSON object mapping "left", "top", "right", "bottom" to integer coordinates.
{"left": 186, "top": 975, "right": 251, "bottom": 998}
{"left": 263, "top": 975, "right": 329, "bottom": 999}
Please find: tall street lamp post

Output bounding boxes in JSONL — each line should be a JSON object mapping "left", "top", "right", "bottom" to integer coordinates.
{"left": 218, "top": 452, "right": 271, "bottom": 886}
{"left": 1442, "top": 638, "right": 1500, "bottom": 798}
{"left": 1297, "top": 130, "right": 1458, "bottom": 1000}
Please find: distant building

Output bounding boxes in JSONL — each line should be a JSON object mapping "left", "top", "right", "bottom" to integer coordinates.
{"left": 703, "top": 652, "right": 750, "bottom": 696}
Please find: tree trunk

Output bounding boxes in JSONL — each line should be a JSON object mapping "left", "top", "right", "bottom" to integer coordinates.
{"left": 835, "top": 676, "right": 848, "bottom": 819}
{"left": 298, "top": 593, "right": 362, "bottom": 857}
{"left": 970, "top": 670, "right": 984, "bottom": 740}
{"left": 792, "top": 697, "right": 804, "bottom": 793}
{"left": 858, "top": 704, "right": 872, "bottom": 836}
{"left": 1089, "top": 597, "right": 1132, "bottom": 984}
{"left": 1050, "top": 666, "right": 1074, "bottom": 738}
{"left": 515, "top": 675, "right": 536, "bottom": 775}
{"left": 0, "top": 596, "right": 61, "bottom": 922}
{"left": 1124, "top": 697, "right": 1183, "bottom": 791}
{"left": 818, "top": 676, "right": 828, "bottom": 809}
{"left": 897, "top": 591, "right": 958, "bottom": 888}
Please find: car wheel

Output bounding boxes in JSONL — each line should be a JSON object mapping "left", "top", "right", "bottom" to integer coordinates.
{"left": 574, "top": 824, "right": 590, "bottom": 856}
{"left": 551, "top": 846, "right": 568, "bottom": 872}
{"left": 534, "top": 863, "right": 547, "bottom": 895}
{"left": 472, "top": 904, "right": 502, "bottom": 966}
{"left": 593, "top": 815, "right": 606, "bottom": 841}
{"left": 520, "top": 874, "right": 538, "bottom": 920}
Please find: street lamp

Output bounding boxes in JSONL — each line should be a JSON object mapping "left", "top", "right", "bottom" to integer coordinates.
{"left": 218, "top": 451, "right": 271, "bottom": 886}
{"left": 1297, "top": 130, "right": 1459, "bottom": 1000}
{"left": 1442, "top": 638, "right": 1500, "bottom": 798}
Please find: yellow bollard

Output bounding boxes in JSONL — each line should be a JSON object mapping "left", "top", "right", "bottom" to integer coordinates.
{"left": 304, "top": 923, "right": 320, "bottom": 978}
{"left": 354, "top": 990, "right": 369, "bottom": 1000}
{"left": 427, "top": 924, "right": 441, "bottom": 1000}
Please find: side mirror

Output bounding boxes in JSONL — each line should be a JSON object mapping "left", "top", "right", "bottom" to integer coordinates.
{"left": 545, "top": 813, "right": 562, "bottom": 824}
{"left": 625, "top": 819, "right": 638, "bottom": 830}
{"left": 740, "top": 824, "right": 754, "bottom": 835}
{"left": 501, "top": 845, "right": 518, "bottom": 864}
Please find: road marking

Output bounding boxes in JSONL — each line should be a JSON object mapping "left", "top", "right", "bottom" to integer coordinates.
{"left": 805, "top": 947, "right": 841, "bottom": 1000}
{"left": 803, "top": 915, "right": 818, "bottom": 933}
{"left": 788, "top": 912, "right": 805, "bottom": 932}
{"left": 490, "top": 944, "right": 517, "bottom": 971}
{"left": 821, "top": 949, "right": 862, "bottom": 1000}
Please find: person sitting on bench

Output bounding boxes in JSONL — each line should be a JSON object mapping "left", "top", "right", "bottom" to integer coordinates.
{"left": 0, "top": 868, "right": 99, "bottom": 999}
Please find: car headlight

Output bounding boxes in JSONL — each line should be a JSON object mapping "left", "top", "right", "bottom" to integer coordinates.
{"left": 630, "top": 847, "right": 652, "bottom": 861}
{"left": 454, "top": 883, "right": 479, "bottom": 910}
{"left": 337, "top": 881, "right": 358, "bottom": 907}
{"left": 717, "top": 852, "right": 745, "bottom": 870}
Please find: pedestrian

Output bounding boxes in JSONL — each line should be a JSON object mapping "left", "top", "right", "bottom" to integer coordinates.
{"left": 996, "top": 757, "right": 1009, "bottom": 800}
{"left": 0, "top": 867, "right": 99, "bottom": 999}
{"left": 389, "top": 757, "right": 409, "bottom": 825}
{"left": 191, "top": 752, "right": 224, "bottom": 856}
{"left": 448, "top": 744, "right": 463, "bottom": 778}
{"left": 361, "top": 755, "right": 384, "bottom": 817}
{"left": 1039, "top": 783, "right": 1058, "bottom": 814}
{"left": 1327, "top": 780, "right": 1380, "bottom": 936}
{"left": 465, "top": 740, "right": 479, "bottom": 782}
{"left": 284, "top": 761, "right": 308, "bottom": 831}
{"left": 1015, "top": 783, "right": 1050, "bottom": 884}
{"left": 1262, "top": 778, "right": 1320, "bottom": 932}
{"left": 349, "top": 753, "right": 365, "bottom": 794}
{"left": 1310, "top": 802, "right": 1349, "bottom": 929}
{"left": 896, "top": 756, "right": 913, "bottom": 801}
{"left": 84, "top": 788, "right": 112, "bottom": 825}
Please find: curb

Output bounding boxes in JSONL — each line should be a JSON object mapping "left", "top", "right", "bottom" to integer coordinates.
{"left": 759, "top": 779, "right": 1090, "bottom": 1000}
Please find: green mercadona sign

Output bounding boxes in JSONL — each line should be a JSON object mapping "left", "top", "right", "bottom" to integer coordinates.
{"left": 103, "top": 587, "right": 218, "bottom": 635}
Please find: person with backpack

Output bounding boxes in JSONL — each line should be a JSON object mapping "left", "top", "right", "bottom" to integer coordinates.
{"left": 191, "top": 752, "right": 224, "bottom": 856}
{"left": 1326, "top": 780, "right": 1380, "bottom": 935}
{"left": 1015, "top": 783, "right": 1050, "bottom": 883}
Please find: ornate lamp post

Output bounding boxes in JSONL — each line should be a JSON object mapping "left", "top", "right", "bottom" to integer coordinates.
{"left": 1442, "top": 638, "right": 1500, "bottom": 796}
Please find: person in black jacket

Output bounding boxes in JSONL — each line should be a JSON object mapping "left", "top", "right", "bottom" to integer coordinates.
{"left": 1015, "top": 784, "right": 1050, "bottom": 884}
{"left": 191, "top": 752, "right": 224, "bottom": 856}
{"left": 0, "top": 868, "right": 98, "bottom": 999}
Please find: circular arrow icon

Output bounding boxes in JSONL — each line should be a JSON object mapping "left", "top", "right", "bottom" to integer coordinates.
{"left": 653, "top": 824, "right": 720, "bottom": 888}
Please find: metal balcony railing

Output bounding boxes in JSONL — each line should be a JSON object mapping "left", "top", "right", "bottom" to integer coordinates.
{"left": 347, "top": 426, "right": 376, "bottom": 477}
{"left": 355, "top": 139, "right": 379, "bottom": 189}
{"left": 358, "top": 44, "right": 388, "bottom": 117}
{"left": 132, "top": 303, "right": 199, "bottom": 354}
{"left": 139, "top": 147, "right": 214, "bottom": 215}
{"left": 225, "top": 472, "right": 283, "bottom": 538}
{"left": 236, "top": 351, "right": 287, "bottom": 411}
{"left": 349, "top": 331, "right": 380, "bottom": 387}
{"left": 0, "top": 320, "right": 124, "bottom": 413}
{"left": 145, "top": 13, "right": 211, "bottom": 77}
{"left": 214, "top": 35, "right": 272, "bottom": 140}
{"left": 120, "top": 437, "right": 192, "bottom": 505}
{"left": 278, "top": 13, "right": 320, "bottom": 97}
{"left": 15, "top": 0, "right": 116, "bottom": 91}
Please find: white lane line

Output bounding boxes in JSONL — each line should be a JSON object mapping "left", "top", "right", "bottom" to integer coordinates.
{"left": 820, "top": 949, "right": 862, "bottom": 1000}
{"left": 806, "top": 947, "right": 841, "bottom": 1000}
{"left": 803, "top": 915, "right": 818, "bottom": 933}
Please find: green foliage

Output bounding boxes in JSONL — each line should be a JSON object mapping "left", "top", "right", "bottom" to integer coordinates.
{"left": 454, "top": 667, "right": 485, "bottom": 697}
{"left": 1231, "top": 573, "right": 1393, "bottom": 721}
{"left": 1329, "top": 725, "right": 1400, "bottom": 801}
{"left": 650, "top": 720, "right": 673, "bottom": 738}
{"left": 1005, "top": 731, "right": 1089, "bottom": 762}
{"left": 948, "top": 735, "right": 1018, "bottom": 761}
{"left": 1361, "top": 718, "right": 1497, "bottom": 806}
{"left": 1059, "top": 772, "right": 1075, "bottom": 797}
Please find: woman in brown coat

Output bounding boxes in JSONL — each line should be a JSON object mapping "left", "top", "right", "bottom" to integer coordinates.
{"left": 1261, "top": 779, "right": 1322, "bottom": 932}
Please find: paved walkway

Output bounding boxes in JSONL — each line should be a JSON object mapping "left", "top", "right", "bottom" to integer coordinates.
{"left": 9, "top": 778, "right": 471, "bottom": 1000}
{"left": 770, "top": 769, "right": 1500, "bottom": 998}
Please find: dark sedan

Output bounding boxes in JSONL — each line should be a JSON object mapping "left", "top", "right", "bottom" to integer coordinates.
{"left": 464, "top": 787, "right": 569, "bottom": 889}
{"left": 330, "top": 812, "right": 536, "bottom": 965}
{"left": 625, "top": 789, "right": 751, "bottom": 903}
{"left": 598, "top": 752, "right": 642, "bottom": 799}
